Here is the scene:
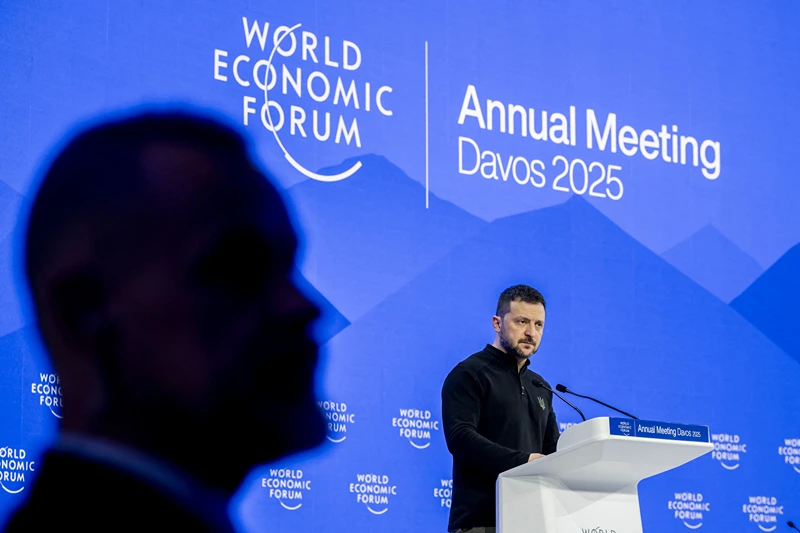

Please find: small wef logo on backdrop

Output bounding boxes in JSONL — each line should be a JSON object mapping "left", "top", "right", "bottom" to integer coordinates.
{"left": 433, "top": 479, "right": 452, "bottom": 509}
{"left": 668, "top": 492, "right": 709, "bottom": 529}
{"left": 778, "top": 437, "right": 800, "bottom": 474}
{"left": 318, "top": 400, "right": 355, "bottom": 443}
{"left": 30, "top": 372, "right": 62, "bottom": 419}
{"left": 392, "top": 408, "right": 440, "bottom": 449}
{"left": 213, "top": 17, "right": 395, "bottom": 183}
{"left": 349, "top": 474, "right": 397, "bottom": 515}
{"left": 711, "top": 432, "right": 747, "bottom": 470}
{"left": 742, "top": 496, "right": 784, "bottom": 532}
{"left": 0, "top": 446, "right": 35, "bottom": 494}
{"left": 262, "top": 468, "right": 311, "bottom": 510}
{"left": 580, "top": 527, "right": 616, "bottom": 533}
{"left": 559, "top": 421, "right": 577, "bottom": 433}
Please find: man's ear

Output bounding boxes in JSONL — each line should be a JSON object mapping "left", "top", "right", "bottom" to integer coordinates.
{"left": 492, "top": 315, "right": 502, "bottom": 333}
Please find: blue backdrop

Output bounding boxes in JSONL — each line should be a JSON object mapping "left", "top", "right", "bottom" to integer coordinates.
{"left": 1, "top": 1, "right": 799, "bottom": 532}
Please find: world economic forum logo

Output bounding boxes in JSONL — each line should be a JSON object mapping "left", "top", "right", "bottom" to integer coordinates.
{"left": 668, "top": 492, "right": 709, "bottom": 529}
{"left": 30, "top": 372, "right": 62, "bottom": 419}
{"left": 711, "top": 432, "right": 747, "bottom": 470}
{"left": 392, "top": 408, "right": 440, "bottom": 449}
{"left": 433, "top": 478, "right": 452, "bottom": 509}
{"left": 262, "top": 468, "right": 311, "bottom": 510}
{"left": 778, "top": 437, "right": 800, "bottom": 474}
{"left": 213, "top": 18, "right": 395, "bottom": 182}
{"left": 0, "top": 446, "right": 35, "bottom": 494}
{"left": 559, "top": 421, "right": 578, "bottom": 433}
{"left": 318, "top": 400, "right": 355, "bottom": 443}
{"left": 614, "top": 419, "right": 633, "bottom": 437}
{"left": 350, "top": 474, "right": 397, "bottom": 515}
{"left": 742, "top": 496, "right": 784, "bottom": 532}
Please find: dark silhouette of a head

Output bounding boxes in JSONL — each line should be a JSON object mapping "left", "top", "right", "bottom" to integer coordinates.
{"left": 24, "top": 111, "right": 325, "bottom": 492}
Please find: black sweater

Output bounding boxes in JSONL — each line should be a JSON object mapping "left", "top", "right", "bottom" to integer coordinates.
{"left": 441, "top": 344, "right": 560, "bottom": 531}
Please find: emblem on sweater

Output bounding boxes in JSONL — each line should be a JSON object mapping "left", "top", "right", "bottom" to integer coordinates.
{"left": 537, "top": 396, "right": 546, "bottom": 410}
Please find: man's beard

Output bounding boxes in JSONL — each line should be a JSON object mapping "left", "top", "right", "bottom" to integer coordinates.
{"left": 499, "top": 328, "right": 537, "bottom": 360}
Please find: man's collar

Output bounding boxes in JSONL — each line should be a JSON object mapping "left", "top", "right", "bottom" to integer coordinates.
{"left": 485, "top": 343, "right": 530, "bottom": 373}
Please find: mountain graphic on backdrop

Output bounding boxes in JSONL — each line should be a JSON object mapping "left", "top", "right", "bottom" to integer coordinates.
{"left": 661, "top": 224, "right": 763, "bottom": 302}
{"left": 287, "top": 155, "right": 486, "bottom": 322}
{"left": 730, "top": 242, "right": 800, "bottom": 365}
{"left": 0, "top": 179, "right": 26, "bottom": 337}
{"left": 0, "top": 323, "right": 32, "bottom": 396}
{"left": 293, "top": 271, "right": 349, "bottom": 344}
{"left": 321, "top": 195, "right": 800, "bottom": 443}
{"left": 0, "top": 235, "right": 28, "bottom": 337}
{"left": 0, "top": 178, "right": 24, "bottom": 242}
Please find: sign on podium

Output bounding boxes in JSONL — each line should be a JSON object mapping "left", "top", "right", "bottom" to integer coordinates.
{"left": 497, "top": 417, "right": 713, "bottom": 533}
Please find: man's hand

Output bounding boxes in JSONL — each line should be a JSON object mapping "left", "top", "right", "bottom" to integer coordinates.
{"left": 528, "top": 453, "right": 545, "bottom": 462}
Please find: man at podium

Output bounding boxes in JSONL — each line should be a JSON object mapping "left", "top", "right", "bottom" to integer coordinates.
{"left": 441, "top": 285, "right": 560, "bottom": 533}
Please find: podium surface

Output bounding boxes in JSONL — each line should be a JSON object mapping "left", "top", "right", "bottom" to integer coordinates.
{"left": 497, "top": 417, "right": 713, "bottom": 533}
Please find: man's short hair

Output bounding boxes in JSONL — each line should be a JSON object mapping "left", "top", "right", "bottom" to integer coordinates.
{"left": 24, "top": 111, "right": 248, "bottom": 288}
{"left": 496, "top": 284, "right": 546, "bottom": 317}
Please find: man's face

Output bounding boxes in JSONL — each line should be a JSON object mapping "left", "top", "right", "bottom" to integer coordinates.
{"left": 106, "top": 143, "right": 325, "bottom": 474}
{"left": 495, "top": 300, "right": 545, "bottom": 361}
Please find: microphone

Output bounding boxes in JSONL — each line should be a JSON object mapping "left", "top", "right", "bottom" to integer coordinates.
{"left": 788, "top": 520, "right": 799, "bottom": 532}
{"left": 532, "top": 380, "right": 586, "bottom": 422}
{"left": 556, "top": 384, "right": 639, "bottom": 420}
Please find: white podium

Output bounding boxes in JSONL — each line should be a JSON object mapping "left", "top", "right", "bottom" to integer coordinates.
{"left": 497, "top": 417, "right": 713, "bottom": 533}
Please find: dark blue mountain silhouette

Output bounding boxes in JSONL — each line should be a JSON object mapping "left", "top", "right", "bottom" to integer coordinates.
{"left": 293, "top": 270, "right": 349, "bottom": 344}
{"left": 324, "top": 195, "right": 800, "bottom": 422}
{"left": 662, "top": 224, "right": 762, "bottom": 302}
{"left": 730, "top": 243, "right": 800, "bottom": 365}
{"left": 0, "top": 324, "right": 33, "bottom": 400}
{"left": 0, "top": 178, "right": 23, "bottom": 243}
{"left": 0, "top": 235, "right": 25, "bottom": 337}
{"left": 309, "top": 196, "right": 800, "bottom": 532}
{"left": 0, "top": 180, "right": 25, "bottom": 336}
{"left": 287, "top": 155, "right": 486, "bottom": 322}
